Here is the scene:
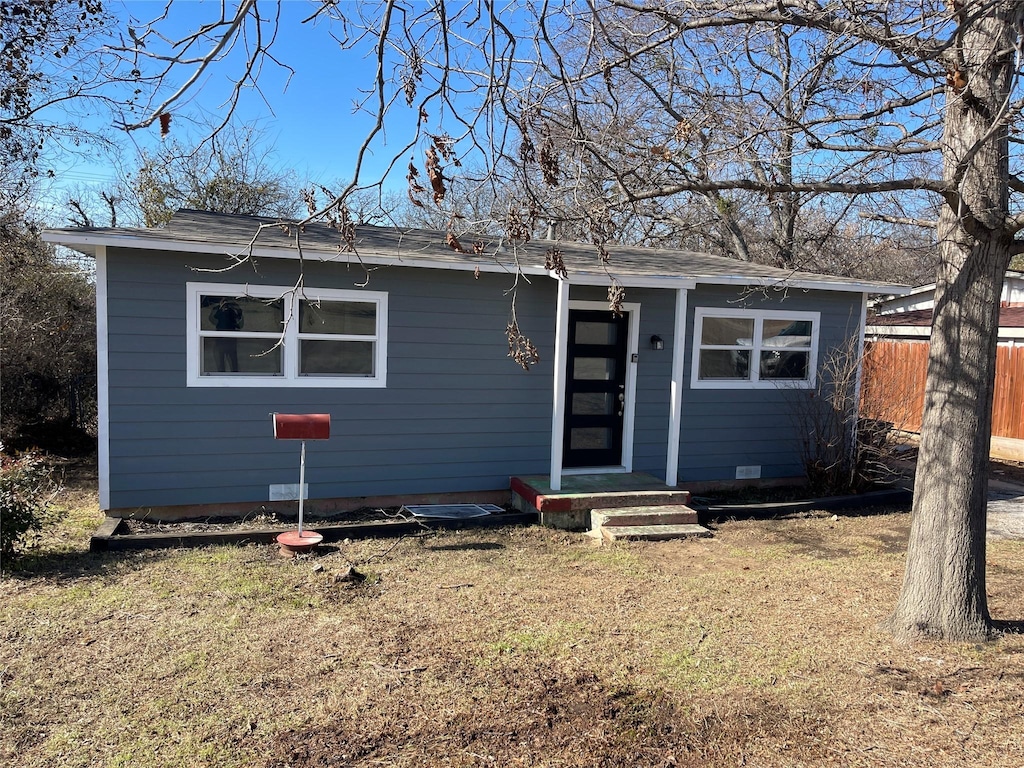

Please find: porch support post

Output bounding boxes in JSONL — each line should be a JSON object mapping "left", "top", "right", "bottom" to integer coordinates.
{"left": 849, "top": 291, "right": 869, "bottom": 460}
{"left": 550, "top": 278, "right": 570, "bottom": 491}
{"left": 665, "top": 287, "right": 688, "bottom": 487}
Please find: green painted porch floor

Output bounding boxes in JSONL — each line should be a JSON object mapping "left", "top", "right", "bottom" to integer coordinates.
{"left": 514, "top": 472, "right": 675, "bottom": 497}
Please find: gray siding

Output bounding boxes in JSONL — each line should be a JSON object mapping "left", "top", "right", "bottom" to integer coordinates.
{"left": 104, "top": 246, "right": 865, "bottom": 509}
{"left": 105, "top": 248, "right": 556, "bottom": 509}
{"left": 676, "top": 285, "right": 863, "bottom": 483}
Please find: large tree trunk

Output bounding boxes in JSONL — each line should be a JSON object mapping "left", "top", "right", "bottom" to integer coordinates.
{"left": 887, "top": 3, "right": 1015, "bottom": 641}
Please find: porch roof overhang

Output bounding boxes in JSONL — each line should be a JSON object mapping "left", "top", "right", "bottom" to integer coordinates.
{"left": 43, "top": 209, "right": 910, "bottom": 296}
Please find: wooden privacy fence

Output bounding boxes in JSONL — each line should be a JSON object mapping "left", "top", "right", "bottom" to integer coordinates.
{"left": 861, "top": 340, "right": 1024, "bottom": 440}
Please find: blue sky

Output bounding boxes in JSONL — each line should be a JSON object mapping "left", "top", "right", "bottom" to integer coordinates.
{"left": 43, "top": 0, "right": 431, "bottom": 219}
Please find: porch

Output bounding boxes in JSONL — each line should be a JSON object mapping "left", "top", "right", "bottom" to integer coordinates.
{"left": 510, "top": 471, "right": 697, "bottom": 532}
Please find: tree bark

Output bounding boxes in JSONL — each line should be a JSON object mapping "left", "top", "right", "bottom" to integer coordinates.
{"left": 887, "top": 2, "right": 1016, "bottom": 641}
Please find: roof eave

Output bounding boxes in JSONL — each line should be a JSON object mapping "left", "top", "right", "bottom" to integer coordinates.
{"left": 41, "top": 229, "right": 912, "bottom": 295}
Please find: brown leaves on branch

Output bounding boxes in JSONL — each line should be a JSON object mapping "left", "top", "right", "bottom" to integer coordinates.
{"left": 408, "top": 133, "right": 460, "bottom": 209}
{"left": 507, "top": 317, "right": 540, "bottom": 371}
{"left": 444, "top": 218, "right": 483, "bottom": 255}
{"left": 158, "top": 112, "right": 171, "bottom": 137}
{"left": 539, "top": 132, "right": 559, "bottom": 187}
{"left": 519, "top": 133, "right": 536, "bottom": 164}
{"left": 406, "top": 161, "right": 426, "bottom": 208}
{"left": 445, "top": 229, "right": 466, "bottom": 253}
{"left": 403, "top": 47, "right": 423, "bottom": 107}
{"left": 425, "top": 146, "right": 446, "bottom": 204}
{"left": 607, "top": 281, "right": 625, "bottom": 317}
{"left": 327, "top": 203, "right": 355, "bottom": 253}
{"left": 545, "top": 247, "right": 568, "bottom": 279}
{"left": 506, "top": 206, "right": 536, "bottom": 244}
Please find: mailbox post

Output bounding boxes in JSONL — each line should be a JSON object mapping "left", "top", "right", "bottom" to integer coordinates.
{"left": 273, "top": 413, "right": 330, "bottom": 555}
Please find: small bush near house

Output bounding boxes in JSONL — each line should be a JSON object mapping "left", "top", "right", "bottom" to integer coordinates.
{"left": 0, "top": 452, "right": 61, "bottom": 562}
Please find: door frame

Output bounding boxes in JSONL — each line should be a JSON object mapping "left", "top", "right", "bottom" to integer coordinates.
{"left": 562, "top": 300, "right": 640, "bottom": 474}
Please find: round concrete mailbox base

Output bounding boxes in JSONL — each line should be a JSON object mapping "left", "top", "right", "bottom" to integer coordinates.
{"left": 276, "top": 530, "right": 324, "bottom": 557}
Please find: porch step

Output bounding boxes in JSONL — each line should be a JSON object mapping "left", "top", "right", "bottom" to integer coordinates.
{"left": 590, "top": 504, "right": 699, "bottom": 529}
{"left": 588, "top": 504, "right": 712, "bottom": 542}
{"left": 510, "top": 473, "right": 694, "bottom": 531}
{"left": 599, "top": 523, "right": 713, "bottom": 542}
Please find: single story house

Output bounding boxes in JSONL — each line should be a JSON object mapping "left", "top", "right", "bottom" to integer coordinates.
{"left": 45, "top": 210, "right": 907, "bottom": 518}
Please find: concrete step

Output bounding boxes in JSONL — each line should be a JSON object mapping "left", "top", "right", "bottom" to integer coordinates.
{"left": 591, "top": 504, "right": 699, "bottom": 530}
{"left": 600, "top": 523, "right": 713, "bottom": 542}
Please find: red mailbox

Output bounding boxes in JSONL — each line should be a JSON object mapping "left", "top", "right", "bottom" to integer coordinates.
{"left": 272, "top": 413, "right": 331, "bottom": 555}
{"left": 273, "top": 413, "right": 331, "bottom": 441}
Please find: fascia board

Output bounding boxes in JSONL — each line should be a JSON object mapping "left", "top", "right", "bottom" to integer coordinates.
{"left": 41, "top": 231, "right": 549, "bottom": 277}
{"left": 694, "top": 275, "right": 912, "bottom": 295}
{"left": 558, "top": 272, "right": 698, "bottom": 289}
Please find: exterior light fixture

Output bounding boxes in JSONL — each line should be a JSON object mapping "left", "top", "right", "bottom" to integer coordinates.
{"left": 650, "top": 335, "right": 664, "bottom": 350}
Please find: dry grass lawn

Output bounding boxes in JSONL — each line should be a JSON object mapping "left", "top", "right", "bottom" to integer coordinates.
{"left": 2, "top": 471, "right": 1024, "bottom": 767}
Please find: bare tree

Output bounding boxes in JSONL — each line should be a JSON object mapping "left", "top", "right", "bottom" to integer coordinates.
{"left": 103, "top": 1, "right": 1022, "bottom": 641}
{"left": 0, "top": 0, "right": 128, "bottom": 207}
{"left": 64, "top": 123, "right": 303, "bottom": 228}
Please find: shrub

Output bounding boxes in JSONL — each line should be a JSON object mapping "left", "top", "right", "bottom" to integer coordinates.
{"left": 0, "top": 451, "right": 61, "bottom": 561}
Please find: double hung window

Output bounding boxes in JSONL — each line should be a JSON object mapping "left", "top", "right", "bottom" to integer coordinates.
{"left": 691, "top": 308, "right": 819, "bottom": 389}
{"left": 187, "top": 282, "right": 387, "bottom": 387}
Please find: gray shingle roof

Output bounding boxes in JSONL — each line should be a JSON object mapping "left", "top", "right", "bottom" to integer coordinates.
{"left": 45, "top": 208, "right": 907, "bottom": 293}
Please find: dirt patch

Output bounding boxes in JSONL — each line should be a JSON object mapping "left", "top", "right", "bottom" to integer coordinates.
{"left": 266, "top": 661, "right": 825, "bottom": 768}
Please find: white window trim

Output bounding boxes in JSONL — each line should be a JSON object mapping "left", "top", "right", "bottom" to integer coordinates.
{"left": 690, "top": 307, "right": 820, "bottom": 390}
{"left": 186, "top": 282, "right": 388, "bottom": 388}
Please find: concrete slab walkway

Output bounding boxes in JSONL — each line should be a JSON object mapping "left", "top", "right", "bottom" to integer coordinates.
{"left": 987, "top": 477, "right": 1024, "bottom": 541}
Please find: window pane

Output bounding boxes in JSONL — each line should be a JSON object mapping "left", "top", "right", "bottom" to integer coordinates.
{"left": 573, "top": 357, "right": 616, "bottom": 380}
{"left": 201, "top": 338, "right": 282, "bottom": 375}
{"left": 698, "top": 349, "right": 749, "bottom": 380}
{"left": 575, "top": 321, "right": 618, "bottom": 345}
{"left": 300, "top": 300, "right": 376, "bottom": 336}
{"left": 570, "top": 427, "right": 611, "bottom": 450}
{"left": 760, "top": 350, "right": 809, "bottom": 380}
{"left": 201, "top": 295, "right": 283, "bottom": 333}
{"left": 572, "top": 392, "right": 614, "bottom": 416}
{"left": 701, "top": 316, "right": 754, "bottom": 346}
{"left": 300, "top": 340, "right": 374, "bottom": 375}
{"left": 763, "top": 319, "right": 812, "bottom": 347}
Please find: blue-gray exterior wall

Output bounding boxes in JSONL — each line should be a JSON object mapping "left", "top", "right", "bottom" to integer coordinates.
{"left": 103, "top": 247, "right": 863, "bottom": 509}
{"left": 677, "top": 285, "right": 863, "bottom": 483}
{"left": 105, "top": 248, "right": 557, "bottom": 509}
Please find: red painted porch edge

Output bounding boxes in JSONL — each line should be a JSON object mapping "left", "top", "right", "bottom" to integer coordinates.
{"left": 509, "top": 477, "right": 573, "bottom": 512}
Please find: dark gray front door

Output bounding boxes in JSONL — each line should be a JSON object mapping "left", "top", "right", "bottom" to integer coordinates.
{"left": 563, "top": 309, "right": 629, "bottom": 468}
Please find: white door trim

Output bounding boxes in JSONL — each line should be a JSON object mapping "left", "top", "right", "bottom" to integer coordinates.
{"left": 565, "top": 300, "right": 640, "bottom": 474}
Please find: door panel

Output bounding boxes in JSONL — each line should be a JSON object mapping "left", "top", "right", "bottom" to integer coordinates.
{"left": 563, "top": 310, "right": 629, "bottom": 467}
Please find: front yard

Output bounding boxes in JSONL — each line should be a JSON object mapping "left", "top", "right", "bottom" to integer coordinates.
{"left": 2, "top": 471, "right": 1023, "bottom": 767}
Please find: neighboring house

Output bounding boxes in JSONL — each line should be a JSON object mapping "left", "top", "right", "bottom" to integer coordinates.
{"left": 863, "top": 280, "right": 1024, "bottom": 447}
{"left": 872, "top": 270, "right": 1024, "bottom": 315}
{"left": 44, "top": 210, "right": 906, "bottom": 518}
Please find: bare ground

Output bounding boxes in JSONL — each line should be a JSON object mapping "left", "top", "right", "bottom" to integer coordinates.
{"left": 1, "top": 469, "right": 1023, "bottom": 767}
